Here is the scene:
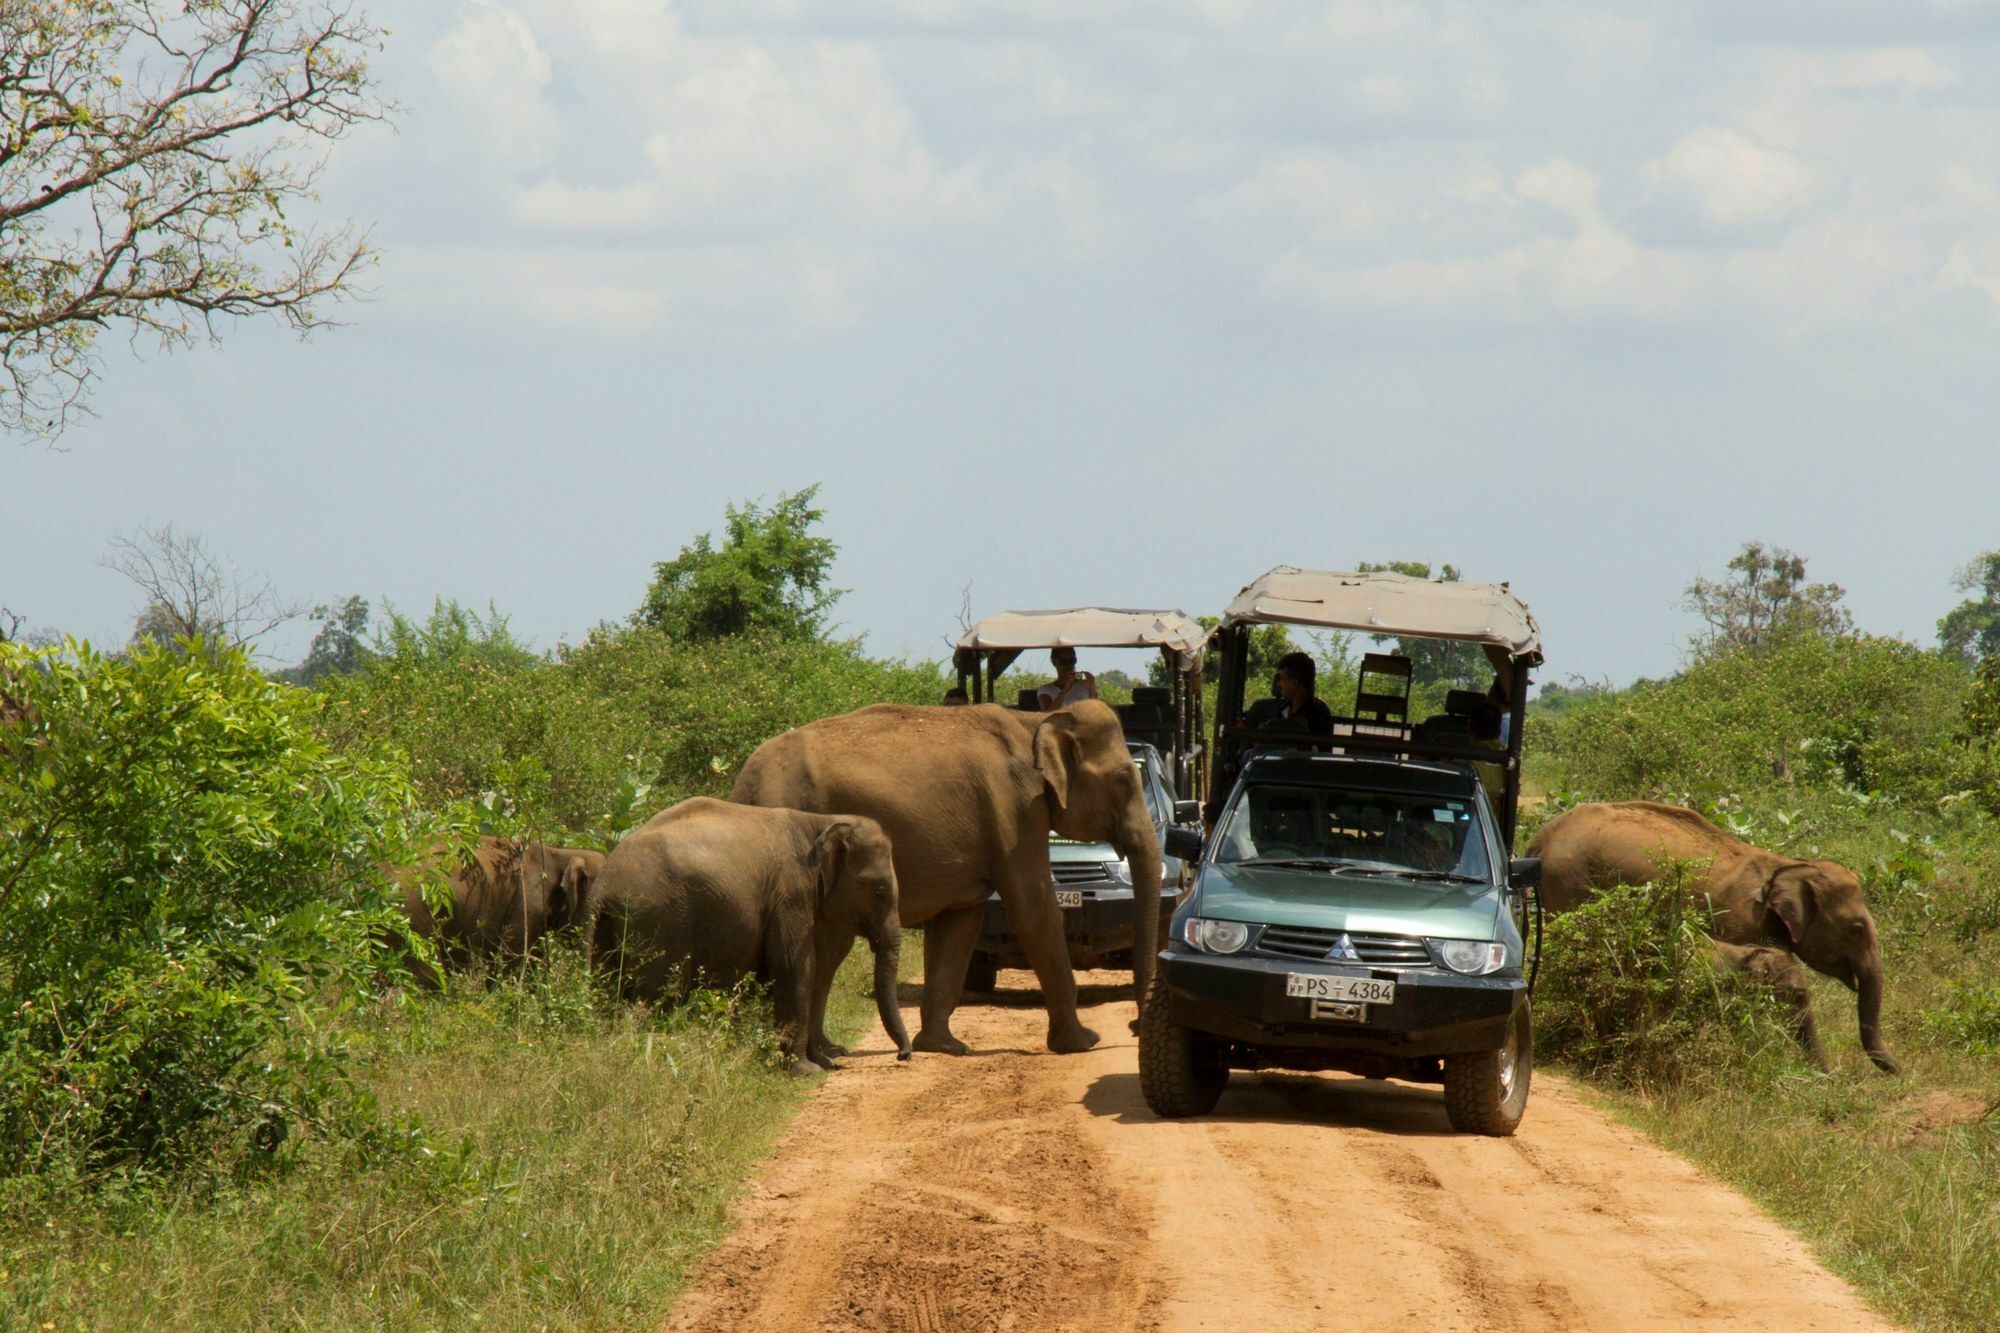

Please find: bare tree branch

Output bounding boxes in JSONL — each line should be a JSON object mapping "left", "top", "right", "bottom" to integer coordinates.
{"left": 100, "top": 521, "right": 305, "bottom": 655}
{"left": 1, "top": 1, "right": 390, "bottom": 439}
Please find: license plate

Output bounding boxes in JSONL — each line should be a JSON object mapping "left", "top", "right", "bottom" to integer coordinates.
{"left": 1285, "top": 973, "right": 1395, "bottom": 1005}
{"left": 1054, "top": 889, "right": 1084, "bottom": 908}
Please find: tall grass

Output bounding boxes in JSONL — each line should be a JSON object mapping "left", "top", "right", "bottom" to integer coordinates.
{"left": 0, "top": 944, "right": 900, "bottom": 1329}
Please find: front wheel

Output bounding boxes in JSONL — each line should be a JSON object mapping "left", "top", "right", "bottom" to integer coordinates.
{"left": 1138, "top": 973, "right": 1227, "bottom": 1118}
{"left": 1443, "top": 1000, "right": 1532, "bottom": 1136}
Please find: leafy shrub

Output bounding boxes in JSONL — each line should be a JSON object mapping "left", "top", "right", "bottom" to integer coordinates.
{"left": 317, "top": 609, "right": 947, "bottom": 838}
{"left": 0, "top": 640, "right": 440, "bottom": 1184}
{"left": 1535, "top": 869, "right": 1788, "bottom": 1087}
{"left": 1533, "top": 633, "right": 1977, "bottom": 805}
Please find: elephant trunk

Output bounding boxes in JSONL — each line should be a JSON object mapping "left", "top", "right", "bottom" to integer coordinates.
{"left": 1856, "top": 950, "right": 1900, "bottom": 1074}
{"left": 1118, "top": 815, "right": 1167, "bottom": 1007}
{"left": 872, "top": 930, "right": 912, "bottom": 1060}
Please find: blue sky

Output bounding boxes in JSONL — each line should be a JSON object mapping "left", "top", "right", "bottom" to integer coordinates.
{"left": 7, "top": 0, "right": 2000, "bottom": 686}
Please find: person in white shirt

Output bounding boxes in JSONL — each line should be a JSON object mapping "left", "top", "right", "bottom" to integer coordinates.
{"left": 1036, "top": 646, "right": 1098, "bottom": 710}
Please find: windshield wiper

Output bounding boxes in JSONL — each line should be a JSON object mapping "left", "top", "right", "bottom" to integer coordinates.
{"left": 1379, "top": 869, "right": 1486, "bottom": 884}
{"left": 1233, "top": 856, "right": 1349, "bottom": 871}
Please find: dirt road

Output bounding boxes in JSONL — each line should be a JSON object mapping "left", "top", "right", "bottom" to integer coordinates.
{"left": 668, "top": 972, "right": 1894, "bottom": 1332}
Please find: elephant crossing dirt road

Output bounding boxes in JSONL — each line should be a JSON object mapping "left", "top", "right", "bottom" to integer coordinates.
{"left": 664, "top": 968, "right": 1893, "bottom": 1332}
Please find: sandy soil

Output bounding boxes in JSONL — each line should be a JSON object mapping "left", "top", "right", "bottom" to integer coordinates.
{"left": 666, "top": 971, "right": 1896, "bottom": 1332}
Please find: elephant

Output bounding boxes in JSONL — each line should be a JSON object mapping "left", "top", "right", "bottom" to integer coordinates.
{"left": 397, "top": 836, "right": 603, "bottom": 986}
{"left": 585, "top": 798, "right": 911, "bottom": 1076}
{"left": 1528, "top": 801, "right": 1899, "bottom": 1073}
{"left": 729, "top": 698, "right": 1163, "bottom": 1058}
{"left": 1706, "top": 940, "right": 1826, "bottom": 1067}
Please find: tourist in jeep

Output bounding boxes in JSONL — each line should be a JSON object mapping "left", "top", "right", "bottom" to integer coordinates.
{"left": 1037, "top": 646, "right": 1099, "bottom": 709}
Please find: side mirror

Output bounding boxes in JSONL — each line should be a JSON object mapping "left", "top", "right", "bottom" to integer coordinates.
{"left": 1509, "top": 856, "right": 1542, "bottom": 889}
{"left": 1172, "top": 799, "right": 1202, "bottom": 826}
{"left": 1165, "top": 826, "right": 1205, "bottom": 864}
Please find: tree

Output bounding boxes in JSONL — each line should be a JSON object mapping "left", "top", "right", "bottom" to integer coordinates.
{"left": 1150, "top": 616, "right": 1294, "bottom": 690}
{"left": 1939, "top": 551, "right": 2000, "bottom": 667}
{"left": 2, "top": 1, "right": 388, "bottom": 438}
{"left": 1683, "top": 542, "right": 1852, "bottom": 657}
{"left": 636, "top": 486, "right": 846, "bottom": 643}
{"left": 283, "top": 594, "right": 369, "bottom": 684}
{"left": 1355, "top": 560, "right": 1488, "bottom": 691}
{"left": 103, "top": 522, "right": 305, "bottom": 655}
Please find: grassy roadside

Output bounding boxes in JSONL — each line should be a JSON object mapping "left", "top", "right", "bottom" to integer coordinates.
{"left": 0, "top": 943, "right": 905, "bottom": 1330}
{"left": 1532, "top": 800, "right": 2000, "bottom": 1333}
{"left": 1565, "top": 972, "right": 2000, "bottom": 1333}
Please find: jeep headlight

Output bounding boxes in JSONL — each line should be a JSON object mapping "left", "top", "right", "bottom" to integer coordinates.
{"left": 1181, "top": 917, "right": 1253, "bottom": 954}
{"left": 1103, "top": 859, "right": 1132, "bottom": 885}
{"left": 1426, "top": 938, "right": 1509, "bottom": 975}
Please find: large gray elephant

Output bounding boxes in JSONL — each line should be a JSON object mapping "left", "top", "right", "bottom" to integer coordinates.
{"left": 398, "top": 836, "right": 602, "bottom": 986}
{"left": 586, "top": 798, "right": 912, "bottom": 1075}
{"left": 729, "top": 699, "right": 1163, "bottom": 1058}
{"left": 1528, "top": 801, "right": 1899, "bottom": 1073}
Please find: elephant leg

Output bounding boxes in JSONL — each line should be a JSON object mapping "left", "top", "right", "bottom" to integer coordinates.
{"left": 1717, "top": 942, "right": 1827, "bottom": 1071}
{"left": 764, "top": 914, "right": 826, "bottom": 1077}
{"left": 807, "top": 928, "right": 856, "bottom": 1066}
{"left": 913, "top": 908, "right": 982, "bottom": 1056}
{"left": 1758, "top": 952, "right": 1828, "bottom": 1071}
{"left": 995, "top": 871, "right": 1098, "bottom": 1055}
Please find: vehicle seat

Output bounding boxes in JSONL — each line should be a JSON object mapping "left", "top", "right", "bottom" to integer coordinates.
{"left": 1413, "top": 714, "right": 1471, "bottom": 745}
{"left": 1017, "top": 687, "right": 1043, "bottom": 711}
{"left": 1353, "top": 654, "right": 1413, "bottom": 740}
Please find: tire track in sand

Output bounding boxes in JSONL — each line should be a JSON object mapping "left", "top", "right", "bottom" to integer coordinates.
{"left": 668, "top": 972, "right": 1895, "bottom": 1332}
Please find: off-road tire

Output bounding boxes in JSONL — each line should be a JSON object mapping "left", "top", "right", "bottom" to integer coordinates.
{"left": 1443, "top": 1001, "right": 1532, "bottom": 1136}
{"left": 1138, "top": 973, "right": 1227, "bottom": 1118}
{"left": 962, "top": 951, "right": 999, "bottom": 995}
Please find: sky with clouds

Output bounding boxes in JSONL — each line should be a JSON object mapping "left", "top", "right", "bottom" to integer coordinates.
{"left": 8, "top": 0, "right": 2000, "bottom": 686}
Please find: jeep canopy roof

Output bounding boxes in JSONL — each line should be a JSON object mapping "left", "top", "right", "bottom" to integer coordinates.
{"left": 1219, "top": 568, "right": 1542, "bottom": 666}
{"left": 955, "top": 608, "right": 1207, "bottom": 671}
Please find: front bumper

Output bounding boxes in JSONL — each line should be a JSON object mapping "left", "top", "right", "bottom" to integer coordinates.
{"left": 1161, "top": 947, "right": 1524, "bottom": 1058}
{"left": 978, "top": 890, "right": 1174, "bottom": 967}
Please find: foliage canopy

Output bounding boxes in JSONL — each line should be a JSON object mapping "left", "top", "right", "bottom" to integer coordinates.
{"left": 0, "top": 639, "right": 439, "bottom": 1182}
{"left": 635, "top": 486, "right": 846, "bottom": 643}
{"left": 1, "top": 1, "right": 388, "bottom": 437}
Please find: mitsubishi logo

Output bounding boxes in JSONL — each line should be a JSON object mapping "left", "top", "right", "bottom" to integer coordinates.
{"left": 1325, "top": 933, "right": 1361, "bottom": 962}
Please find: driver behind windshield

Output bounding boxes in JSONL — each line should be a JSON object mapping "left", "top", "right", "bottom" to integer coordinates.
{"left": 1218, "top": 784, "right": 1488, "bottom": 879}
{"left": 1251, "top": 652, "right": 1334, "bottom": 736}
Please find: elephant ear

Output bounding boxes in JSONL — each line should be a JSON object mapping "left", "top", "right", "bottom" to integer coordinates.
{"left": 551, "top": 855, "right": 591, "bottom": 930}
{"left": 812, "top": 821, "right": 852, "bottom": 912}
{"left": 1761, "top": 863, "right": 1821, "bottom": 947}
{"left": 1033, "top": 711, "right": 1081, "bottom": 812}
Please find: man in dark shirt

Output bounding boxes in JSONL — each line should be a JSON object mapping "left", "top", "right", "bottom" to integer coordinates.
{"left": 1272, "top": 651, "right": 1336, "bottom": 735}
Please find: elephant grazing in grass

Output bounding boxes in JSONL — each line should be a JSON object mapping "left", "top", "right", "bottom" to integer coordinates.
{"left": 398, "top": 837, "right": 603, "bottom": 985}
{"left": 1528, "top": 801, "right": 1899, "bottom": 1073}
{"left": 586, "top": 798, "right": 912, "bottom": 1076}
{"left": 730, "top": 699, "right": 1163, "bottom": 1059}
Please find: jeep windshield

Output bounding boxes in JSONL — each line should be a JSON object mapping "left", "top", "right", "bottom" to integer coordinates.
{"left": 1213, "top": 781, "right": 1494, "bottom": 882}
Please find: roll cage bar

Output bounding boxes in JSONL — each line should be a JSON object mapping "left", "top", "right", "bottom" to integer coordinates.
{"left": 1206, "top": 568, "right": 1544, "bottom": 850}
{"left": 953, "top": 608, "right": 1208, "bottom": 803}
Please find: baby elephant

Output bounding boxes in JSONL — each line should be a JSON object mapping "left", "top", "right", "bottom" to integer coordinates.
{"left": 588, "top": 798, "right": 912, "bottom": 1075}
{"left": 399, "top": 836, "right": 603, "bottom": 985}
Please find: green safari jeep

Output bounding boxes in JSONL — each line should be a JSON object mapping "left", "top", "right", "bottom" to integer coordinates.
{"left": 1139, "top": 567, "right": 1545, "bottom": 1135}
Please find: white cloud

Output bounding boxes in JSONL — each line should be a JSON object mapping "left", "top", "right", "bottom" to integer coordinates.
{"left": 429, "top": 1, "right": 559, "bottom": 165}
{"left": 1644, "top": 126, "right": 1831, "bottom": 233}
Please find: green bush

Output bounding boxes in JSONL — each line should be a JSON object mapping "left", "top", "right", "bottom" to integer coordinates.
{"left": 1533, "top": 633, "right": 1979, "bottom": 805}
{"left": 1535, "top": 869, "right": 1789, "bottom": 1088}
{"left": 316, "top": 606, "right": 948, "bottom": 839}
{"left": 0, "top": 640, "right": 441, "bottom": 1184}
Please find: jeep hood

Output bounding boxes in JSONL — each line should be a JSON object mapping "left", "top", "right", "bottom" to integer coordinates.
{"left": 1197, "top": 862, "right": 1503, "bottom": 940}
